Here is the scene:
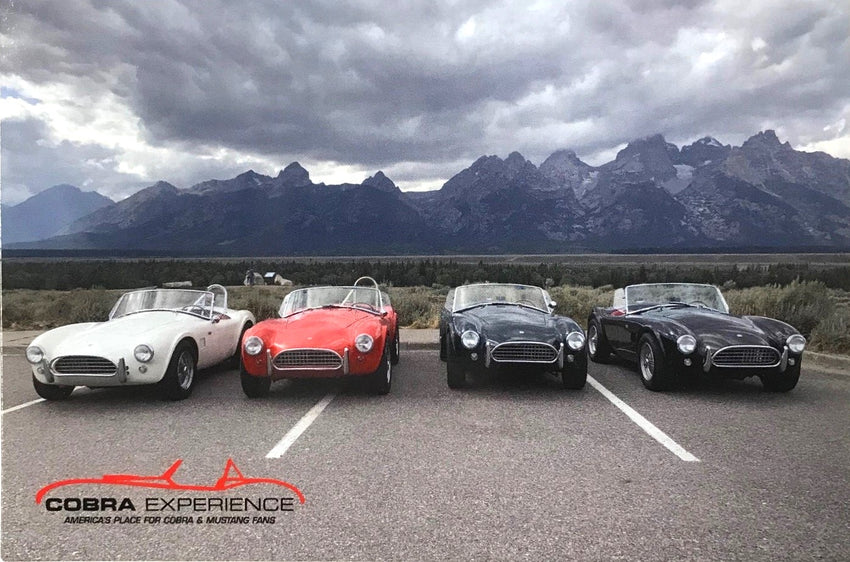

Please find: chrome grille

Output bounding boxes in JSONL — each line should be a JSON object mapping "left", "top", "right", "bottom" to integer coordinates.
{"left": 712, "top": 346, "right": 780, "bottom": 368}
{"left": 52, "top": 356, "right": 117, "bottom": 375}
{"left": 273, "top": 349, "right": 342, "bottom": 370}
{"left": 491, "top": 342, "right": 558, "bottom": 363}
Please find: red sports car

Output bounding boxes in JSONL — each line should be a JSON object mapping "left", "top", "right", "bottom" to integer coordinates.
{"left": 240, "top": 277, "right": 399, "bottom": 397}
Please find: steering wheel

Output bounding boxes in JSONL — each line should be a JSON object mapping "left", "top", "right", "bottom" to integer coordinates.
{"left": 182, "top": 305, "right": 206, "bottom": 315}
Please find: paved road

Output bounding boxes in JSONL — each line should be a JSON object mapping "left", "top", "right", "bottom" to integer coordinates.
{"left": 2, "top": 348, "right": 849, "bottom": 561}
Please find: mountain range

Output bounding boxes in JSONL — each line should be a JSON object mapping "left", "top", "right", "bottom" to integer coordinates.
{"left": 1, "top": 184, "right": 114, "bottom": 245}
{"left": 5, "top": 130, "right": 850, "bottom": 254}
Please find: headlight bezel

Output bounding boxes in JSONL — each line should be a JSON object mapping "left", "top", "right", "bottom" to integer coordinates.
{"left": 244, "top": 336, "right": 264, "bottom": 356}
{"left": 355, "top": 333, "right": 374, "bottom": 353}
{"left": 25, "top": 345, "right": 44, "bottom": 364}
{"left": 460, "top": 330, "right": 480, "bottom": 349}
{"left": 566, "top": 331, "right": 586, "bottom": 351}
{"left": 786, "top": 334, "right": 806, "bottom": 354}
{"left": 676, "top": 334, "right": 697, "bottom": 355}
{"left": 133, "top": 344, "right": 154, "bottom": 363}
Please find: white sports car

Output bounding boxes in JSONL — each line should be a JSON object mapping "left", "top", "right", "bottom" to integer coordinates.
{"left": 25, "top": 285, "right": 254, "bottom": 401}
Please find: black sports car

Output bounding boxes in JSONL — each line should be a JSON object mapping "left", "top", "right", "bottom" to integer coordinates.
{"left": 587, "top": 283, "right": 806, "bottom": 392}
{"left": 439, "top": 283, "right": 587, "bottom": 389}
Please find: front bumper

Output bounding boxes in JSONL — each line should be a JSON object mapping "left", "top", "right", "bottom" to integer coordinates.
{"left": 30, "top": 356, "right": 164, "bottom": 387}
{"left": 452, "top": 340, "right": 585, "bottom": 372}
{"left": 242, "top": 346, "right": 381, "bottom": 380}
{"left": 666, "top": 343, "right": 802, "bottom": 379}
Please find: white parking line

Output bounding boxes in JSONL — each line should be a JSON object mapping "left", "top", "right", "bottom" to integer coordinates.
{"left": 2, "top": 398, "right": 46, "bottom": 415}
{"left": 588, "top": 375, "right": 700, "bottom": 463}
{"left": 266, "top": 393, "right": 336, "bottom": 459}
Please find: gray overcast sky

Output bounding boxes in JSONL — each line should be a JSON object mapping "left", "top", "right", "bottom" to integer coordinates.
{"left": 1, "top": 0, "right": 849, "bottom": 204}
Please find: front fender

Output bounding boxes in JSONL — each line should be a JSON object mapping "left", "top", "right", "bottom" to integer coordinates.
{"left": 744, "top": 315, "right": 800, "bottom": 344}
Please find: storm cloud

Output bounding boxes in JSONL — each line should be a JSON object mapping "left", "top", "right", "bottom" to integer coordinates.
{"left": 2, "top": 0, "right": 848, "bottom": 203}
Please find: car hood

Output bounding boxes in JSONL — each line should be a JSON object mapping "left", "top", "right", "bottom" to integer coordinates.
{"left": 257, "top": 308, "right": 382, "bottom": 349}
{"left": 36, "top": 311, "right": 201, "bottom": 359}
{"left": 652, "top": 308, "right": 773, "bottom": 348}
{"left": 457, "top": 305, "right": 560, "bottom": 343}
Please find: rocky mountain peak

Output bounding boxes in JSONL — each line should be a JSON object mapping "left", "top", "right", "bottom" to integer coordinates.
{"left": 277, "top": 162, "right": 311, "bottom": 186}
{"left": 539, "top": 149, "right": 596, "bottom": 196}
{"left": 679, "top": 136, "right": 731, "bottom": 167}
{"left": 611, "top": 134, "right": 677, "bottom": 181}
{"left": 146, "top": 181, "right": 179, "bottom": 196}
{"left": 362, "top": 171, "right": 399, "bottom": 193}
{"left": 741, "top": 130, "right": 791, "bottom": 152}
{"left": 541, "top": 149, "right": 592, "bottom": 170}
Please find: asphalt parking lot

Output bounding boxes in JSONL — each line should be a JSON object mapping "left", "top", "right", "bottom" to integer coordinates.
{"left": 2, "top": 338, "right": 850, "bottom": 561}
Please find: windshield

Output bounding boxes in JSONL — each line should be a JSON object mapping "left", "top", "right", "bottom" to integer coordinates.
{"left": 625, "top": 283, "right": 728, "bottom": 313}
{"left": 280, "top": 286, "right": 383, "bottom": 317}
{"left": 452, "top": 284, "right": 549, "bottom": 312}
{"left": 110, "top": 289, "right": 214, "bottom": 320}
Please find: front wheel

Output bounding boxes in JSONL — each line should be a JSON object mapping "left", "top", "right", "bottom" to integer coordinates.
{"left": 368, "top": 342, "right": 392, "bottom": 395}
{"left": 446, "top": 359, "right": 465, "bottom": 389}
{"left": 231, "top": 322, "right": 253, "bottom": 367}
{"left": 32, "top": 376, "right": 74, "bottom": 400}
{"left": 390, "top": 327, "right": 400, "bottom": 365}
{"left": 159, "top": 341, "right": 197, "bottom": 401}
{"left": 561, "top": 353, "right": 588, "bottom": 390}
{"left": 638, "top": 334, "right": 671, "bottom": 391}
{"left": 761, "top": 362, "right": 801, "bottom": 392}
{"left": 587, "top": 319, "right": 612, "bottom": 363}
{"left": 241, "top": 364, "right": 271, "bottom": 398}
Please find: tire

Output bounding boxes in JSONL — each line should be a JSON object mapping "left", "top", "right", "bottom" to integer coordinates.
{"left": 439, "top": 331, "right": 447, "bottom": 361}
{"left": 231, "top": 322, "right": 253, "bottom": 367}
{"left": 241, "top": 364, "right": 271, "bottom": 398}
{"left": 368, "top": 342, "right": 392, "bottom": 395}
{"left": 446, "top": 359, "right": 465, "bottom": 389}
{"left": 637, "top": 334, "right": 671, "bottom": 391}
{"left": 587, "top": 318, "right": 612, "bottom": 363}
{"left": 761, "top": 361, "right": 801, "bottom": 392}
{"left": 32, "top": 376, "right": 74, "bottom": 401}
{"left": 390, "top": 326, "right": 400, "bottom": 365}
{"left": 159, "top": 341, "right": 197, "bottom": 401}
{"left": 561, "top": 353, "right": 588, "bottom": 390}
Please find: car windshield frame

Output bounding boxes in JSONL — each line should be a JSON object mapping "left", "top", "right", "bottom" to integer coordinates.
{"left": 279, "top": 286, "right": 385, "bottom": 318}
{"left": 109, "top": 289, "right": 215, "bottom": 320}
{"left": 451, "top": 283, "right": 550, "bottom": 313}
{"left": 624, "top": 283, "right": 729, "bottom": 314}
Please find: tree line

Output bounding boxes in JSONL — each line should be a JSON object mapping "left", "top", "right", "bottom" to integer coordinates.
{"left": 4, "top": 258, "right": 850, "bottom": 291}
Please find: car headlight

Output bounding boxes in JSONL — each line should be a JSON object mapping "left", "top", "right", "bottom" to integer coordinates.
{"left": 25, "top": 346, "right": 44, "bottom": 364}
{"left": 461, "top": 330, "right": 480, "bottom": 349}
{"left": 677, "top": 334, "right": 697, "bottom": 355}
{"left": 134, "top": 344, "right": 154, "bottom": 363}
{"left": 355, "top": 334, "right": 374, "bottom": 353}
{"left": 566, "top": 331, "right": 585, "bottom": 351}
{"left": 786, "top": 334, "right": 806, "bottom": 354}
{"left": 244, "top": 336, "right": 264, "bottom": 356}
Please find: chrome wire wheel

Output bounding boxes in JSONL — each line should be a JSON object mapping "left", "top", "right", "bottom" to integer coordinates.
{"left": 588, "top": 324, "right": 599, "bottom": 357}
{"left": 639, "top": 342, "right": 655, "bottom": 382}
{"left": 176, "top": 350, "right": 195, "bottom": 390}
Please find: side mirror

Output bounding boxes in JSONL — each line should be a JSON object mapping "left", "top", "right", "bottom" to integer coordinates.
{"left": 548, "top": 301, "right": 557, "bottom": 310}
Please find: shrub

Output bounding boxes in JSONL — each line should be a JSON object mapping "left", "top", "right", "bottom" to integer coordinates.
{"left": 388, "top": 286, "right": 445, "bottom": 328}
{"left": 546, "top": 286, "right": 615, "bottom": 327}
{"left": 725, "top": 280, "right": 832, "bottom": 338}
